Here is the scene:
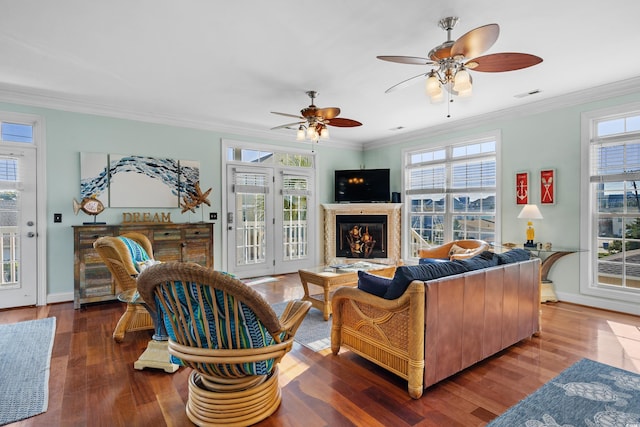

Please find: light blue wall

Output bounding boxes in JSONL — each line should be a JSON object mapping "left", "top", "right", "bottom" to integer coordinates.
{"left": 363, "top": 90, "right": 640, "bottom": 309}
{"left": 4, "top": 88, "right": 640, "bottom": 308}
{"left": 0, "top": 102, "right": 363, "bottom": 300}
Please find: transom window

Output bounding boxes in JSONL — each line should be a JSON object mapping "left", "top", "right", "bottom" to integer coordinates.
{"left": 226, "top": 147, "right": 313, "bottom": 168}
{"left": 404, "top": 136, "right": 498, "bottom": 258}
{"left": 1, "top": 122, "right": 33, "bottom": 143}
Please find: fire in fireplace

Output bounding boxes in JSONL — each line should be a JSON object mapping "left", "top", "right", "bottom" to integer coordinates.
{"left": 336, "top": 215, "right": 387, "bottom": 258}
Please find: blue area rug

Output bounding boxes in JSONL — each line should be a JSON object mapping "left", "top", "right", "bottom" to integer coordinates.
{"left": 272, "top": 301, "right": 331, "bottom": 352}
{"left": 0, "top": 317, "right": 56, "bottom": 425}
{"left": 488, "top": 358, "right": 640, "bottom": 426}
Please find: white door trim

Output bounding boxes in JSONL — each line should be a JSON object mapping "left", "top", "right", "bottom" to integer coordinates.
{"left": 221, "top": 138, "right": 318, "bottom": 273}
{"left": 0, "top": 111, "right": 47, "bottom": 306}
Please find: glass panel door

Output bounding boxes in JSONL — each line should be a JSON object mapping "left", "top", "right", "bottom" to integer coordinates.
{"left": 0, "top": 148, "right": 37, "bottom": 308}
{"left": 227, "top": 165, "right": 274, "bottom": 278}
{"left": 276, "top": 170, "right": 313, "bottom": 272}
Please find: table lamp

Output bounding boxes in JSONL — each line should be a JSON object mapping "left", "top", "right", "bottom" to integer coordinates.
{"left": 517, "top": 204, "right": 543, "bottom": 248}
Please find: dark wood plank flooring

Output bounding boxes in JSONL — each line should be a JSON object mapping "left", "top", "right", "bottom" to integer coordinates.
{"left": 2, "top": 273, "right": 640, "bottom": 426}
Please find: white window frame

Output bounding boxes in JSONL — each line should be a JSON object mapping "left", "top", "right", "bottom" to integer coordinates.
{"left": 402, "top": 131, "right": 501, "bottom": 261}
{"left": 580, "top": 102, "right": 640, "bottom": 304}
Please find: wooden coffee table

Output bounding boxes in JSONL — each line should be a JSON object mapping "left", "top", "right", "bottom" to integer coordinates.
{"left": 298, "top": 263, "right": 396, "bottom": 320}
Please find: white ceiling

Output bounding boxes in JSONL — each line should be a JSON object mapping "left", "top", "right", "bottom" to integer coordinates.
{"left": 2, "top": 0, "right": 640, "bottom": 147}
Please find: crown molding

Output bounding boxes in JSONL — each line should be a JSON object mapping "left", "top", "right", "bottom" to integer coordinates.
{"left": 1, "top": 77, "right": 639, "bottom": 153}
{"left": 0, "top": 83, "right": 364, "bottom": 151}
{"left": 365, "top": 76, "right": 640, "bottom": 150}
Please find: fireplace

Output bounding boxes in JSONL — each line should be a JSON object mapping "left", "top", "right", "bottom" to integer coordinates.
{"left": 322, "top": 203, "right": 402, "bottom": 265}
{"left": 336, "top": 215, "right": 387, "bottom": 258}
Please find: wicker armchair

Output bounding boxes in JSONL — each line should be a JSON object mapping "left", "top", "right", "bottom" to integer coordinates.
{"left": 137, "top": 262, "right": 311, "bottom": 427}
{"left": 418, "top": 239, "right": 489, "bottom": 261}
{"left": 93, "top": 232, "right": 155, "bottom": 342}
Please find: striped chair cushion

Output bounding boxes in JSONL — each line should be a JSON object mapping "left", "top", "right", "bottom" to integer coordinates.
{"left": 156, "top": 281, "right": 284, "bottom": 375}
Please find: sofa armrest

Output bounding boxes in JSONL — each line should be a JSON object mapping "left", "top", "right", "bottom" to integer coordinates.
{"left": 331, "top": 282, "right": 426, "bottom": 399}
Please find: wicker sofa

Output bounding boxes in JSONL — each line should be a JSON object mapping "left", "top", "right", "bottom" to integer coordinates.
{"left": 330, "top": 253, "right": 541, "bottom": 399}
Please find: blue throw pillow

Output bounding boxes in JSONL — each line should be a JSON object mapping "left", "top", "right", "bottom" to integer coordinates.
{"left": 495, "top": 248, "right": 531, "bottom": 265}
{"left": 478, "top": 250, "right": 496, "bottom": 260}
{"left": 357, "top": 270, "right": 393, "bottom": 297}
{"left": 453, "top": 253, "right": 499, "bottom": 271}
{"left": 383, "top": 262, "right": 468, "bottom": 300}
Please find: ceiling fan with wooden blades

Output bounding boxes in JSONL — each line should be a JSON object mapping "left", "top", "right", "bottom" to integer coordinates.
{"left": 377, "top": 17, "right": 542, "bottom": 105}
{"left": 271, "top": 90, "right": 362, "bottom": 141}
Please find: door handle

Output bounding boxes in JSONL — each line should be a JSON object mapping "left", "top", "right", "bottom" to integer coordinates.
{"left": 27, "top": 232, "right": 36, "bottom": 238}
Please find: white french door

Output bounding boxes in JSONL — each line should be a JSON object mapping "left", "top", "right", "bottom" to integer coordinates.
{"left": 0, "top": 147, "right": 38, "bottom": 308}
{"left": 227, "top": 165, "right": 274, "bottom": 278}
{"left": 226, "top": 164, "right": 314, "bottom": 279}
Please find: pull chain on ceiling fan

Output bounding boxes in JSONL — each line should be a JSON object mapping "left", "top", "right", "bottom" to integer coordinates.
{"left": 271, "top": 91, "right": 362, "bottom": 142}
{"left": 377, "top": 17, "right": 543, "bottom": 116}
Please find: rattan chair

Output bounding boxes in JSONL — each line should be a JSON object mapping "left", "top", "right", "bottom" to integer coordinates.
{"left": 137, "top": 261, "right": 311, "bottom": 427}
{"left": 93, "top": 232, "right": 155, "bottom": 342}
{"left": 418, "top": 239, "right": 489, "bottom": 261}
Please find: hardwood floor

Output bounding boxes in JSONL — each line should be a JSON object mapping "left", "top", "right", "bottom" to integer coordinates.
{"left": 2, "top": 273, "right": 640, "bottom": 426}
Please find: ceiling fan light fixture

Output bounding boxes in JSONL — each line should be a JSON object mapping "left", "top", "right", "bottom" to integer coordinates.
{"left": 426, "top": 72, "right": 442, "bottom": 97}
{"left": 453, "top": 68, "right": 471, "bottom": 92}
{"left": 378, "top": 16, "right": 542, "bottom": 117}
{"left": 271, "top": 91, "right": 362, "bottom": 144}
{"left": 430, "top": 91, "right": 444, "bottom": 103}
{"left": 320, "top": 126, "right": 329, "bottom": 139}
{"left": 306, "top": 126, "right": 316, "bottom": 139}
{"left": 457, "top": 85, "right": 473, "bottom": 98}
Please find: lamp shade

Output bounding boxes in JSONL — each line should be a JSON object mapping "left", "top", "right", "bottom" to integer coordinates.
{"left": 517, "top": 204, "right": 543, "bottom": 220}
{"left": 426, "top": 73, "right": 442, "bottom": 97}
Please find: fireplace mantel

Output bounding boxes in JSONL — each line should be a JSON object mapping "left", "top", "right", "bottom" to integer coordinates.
{"left": 322, "top": 203, "right": 402, "bottom": 265}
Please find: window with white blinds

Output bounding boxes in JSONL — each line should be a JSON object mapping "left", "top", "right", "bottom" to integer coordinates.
{"left": 588, "top": 111, "right": 640, "bottom": 292}
{"left": 233, "top": 170, "right": 269, "bottom": 194}
{"left": 405, "top": 138, "right": 497, "bottom": 258}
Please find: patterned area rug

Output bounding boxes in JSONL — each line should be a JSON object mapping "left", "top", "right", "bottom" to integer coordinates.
{"left": 0, "top": 317, "right": 56, "bottom": 425}
{"left": 272, "top": 301, "right": 331, "bottom": 352}
{"left": 488, "top": 358, "right": 640, "bottom": 426}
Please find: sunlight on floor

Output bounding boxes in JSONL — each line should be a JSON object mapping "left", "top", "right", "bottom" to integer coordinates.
{"left": 606, "top": 320, "right": 640, "bottom": 370}
{"left": 278, "top": 352, "right": 312, "bottom": 386}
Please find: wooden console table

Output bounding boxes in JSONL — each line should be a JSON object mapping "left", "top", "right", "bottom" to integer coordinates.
{"left": 73, "top": 223, "right": 213, "bottom": 308}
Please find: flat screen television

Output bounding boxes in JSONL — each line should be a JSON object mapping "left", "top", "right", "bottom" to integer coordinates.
{"left": 334, "top": 168, "right": 390, "bottom": 203}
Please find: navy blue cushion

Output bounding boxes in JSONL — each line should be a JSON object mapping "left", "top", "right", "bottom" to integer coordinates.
{"left": 383, "top": 262, "right": 468, "bottom": 300}
{"left": 495, "top": 248, "right": 531, "bottom": 264}
{"left": 418, "top": 257, "right": 449, "bottom": 264}
{"left": 478, "top": 250, "right": 496, "bottom": 260}
{"left": 453, "top": 253, "right": 499, "bottom": 271}
{"left": 357, "top": 270, "right": 392, "bottom": 297}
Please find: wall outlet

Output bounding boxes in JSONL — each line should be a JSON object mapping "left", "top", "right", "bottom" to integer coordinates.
{"left": 54, "top": 213, "right": 62, "bottom": 223}
{"left": 209, "top": 212, "right": 217, "bottom": 221}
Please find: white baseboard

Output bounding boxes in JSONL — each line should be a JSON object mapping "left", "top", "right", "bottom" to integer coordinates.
{"left": 554, "top": 291, "right": 640, "bottom": 316}
{"left": 46, "top": 292, "right": 74, "bottom": 305}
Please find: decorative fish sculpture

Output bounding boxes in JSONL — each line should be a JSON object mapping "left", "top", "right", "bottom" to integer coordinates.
{"left": 73, "top": 197, "right": 105, "bottom": 216}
